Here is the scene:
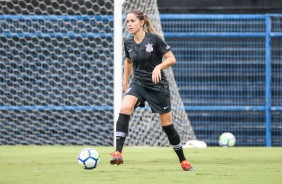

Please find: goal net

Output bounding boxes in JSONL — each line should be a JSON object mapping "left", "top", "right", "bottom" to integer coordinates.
{"left": 0, "top": 0, "right": 195, "bottom": 146}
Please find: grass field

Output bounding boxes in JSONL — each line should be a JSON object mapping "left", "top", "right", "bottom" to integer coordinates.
{"left": 0, "top": 146, "right": 281, "bottom": 184}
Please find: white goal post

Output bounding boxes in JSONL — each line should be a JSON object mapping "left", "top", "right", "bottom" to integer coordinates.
{"left": 114, "top": 0, "right": 123, "bottom": 147}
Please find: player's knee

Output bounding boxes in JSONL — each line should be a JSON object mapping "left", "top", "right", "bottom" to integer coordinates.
{"left": 159, "top": 112, "right": 173, "bottom": 126}
{"left": 120, "top": 105, "right": 134, "bottom": 115}
{"left": 161, "top": 121, "right": 172, "bottom": 127}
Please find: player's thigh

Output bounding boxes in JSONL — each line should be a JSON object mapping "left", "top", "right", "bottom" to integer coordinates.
{"left": 120, "top": 95, "right": 139, "bottom": 115}
{"left": 159, "top": 111, "right": 173, "bottom": 126}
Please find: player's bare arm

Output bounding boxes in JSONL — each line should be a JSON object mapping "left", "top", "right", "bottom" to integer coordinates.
{"left": 123, "top": 57, "right": 133, "bottom": 92}
{"left": 152, "top": 51, "right": 176, "bottom": 84}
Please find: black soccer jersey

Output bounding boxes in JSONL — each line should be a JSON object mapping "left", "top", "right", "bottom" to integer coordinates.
{"left": 124, "top": 32, "right": 171, "bottom": 88}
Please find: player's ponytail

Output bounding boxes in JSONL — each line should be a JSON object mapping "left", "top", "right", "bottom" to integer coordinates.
{"left": 144, "top": 14, "right": 159, "bottom": 35}
{"left": 129, "top": 10, "right": 160, "bottom": 35}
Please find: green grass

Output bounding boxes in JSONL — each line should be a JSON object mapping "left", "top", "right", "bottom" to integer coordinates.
{"left": 0, "top": 146, "right": 281, "bottom": 184}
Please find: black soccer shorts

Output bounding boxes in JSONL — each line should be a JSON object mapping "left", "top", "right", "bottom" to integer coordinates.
{"left": 125, "top": 81, "right": 171, "bottom": 114}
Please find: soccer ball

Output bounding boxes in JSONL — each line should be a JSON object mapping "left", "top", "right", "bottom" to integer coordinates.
{"left": 219, "top": 132, "right": 236, "bottom": 147}
{"left": 78, "top": 148, "right": 100, "bottom": 170}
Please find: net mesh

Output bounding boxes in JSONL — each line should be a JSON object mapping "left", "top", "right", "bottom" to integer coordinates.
{"left": 0, "top": 0, "right": 195, "bottom": 145}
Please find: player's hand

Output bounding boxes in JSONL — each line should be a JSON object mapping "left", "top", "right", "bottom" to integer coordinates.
{"left": 152, "top": 65, "right": 161, "bottom": 84}
{"left": 123, "top": 82, "right": 129, "bottom": 93}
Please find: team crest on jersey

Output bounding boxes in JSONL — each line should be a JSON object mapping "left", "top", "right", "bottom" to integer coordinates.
{"left": 145, "top": 43, "right": 153, "bottom": 52}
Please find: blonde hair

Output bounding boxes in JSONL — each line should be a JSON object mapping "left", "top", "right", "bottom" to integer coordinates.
{"left": 129, "top": 10, "right": 159, "bottom": 35}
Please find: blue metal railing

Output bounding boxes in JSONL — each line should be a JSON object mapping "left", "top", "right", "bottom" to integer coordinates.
{"left": 1, "top": 14, "right": 281, "bottom": 146}
{"left": 160, "top": 14, "right": 282, "bottom": 147}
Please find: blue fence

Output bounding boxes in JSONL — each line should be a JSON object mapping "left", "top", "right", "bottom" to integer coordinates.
{"left": 0, "top": 15, "right": 114, "bottom": 145}
{"left": 160, "top": 14, "right": 282, "bottom": 146}
{"left": 0, "top": 14, "right": 281, "bottom": 146}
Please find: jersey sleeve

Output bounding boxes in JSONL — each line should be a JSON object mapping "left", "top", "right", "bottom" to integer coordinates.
{"left": 155, "top": 34, "right": 171, "bottom": 56}
{"left": 124, "top": 41, "right": 131, "bottom": 59}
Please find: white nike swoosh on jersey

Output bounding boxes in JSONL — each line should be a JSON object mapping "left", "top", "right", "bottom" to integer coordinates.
{"left": 128, "top": 49, "right": 133, "bottom": 52}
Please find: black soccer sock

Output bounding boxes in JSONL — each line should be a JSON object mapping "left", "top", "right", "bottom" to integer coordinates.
{"left": 115, "top": 113, "right": 130, "bottom": 153}
{"left": 162, "top": 124, "right": 186, "bottom": 162}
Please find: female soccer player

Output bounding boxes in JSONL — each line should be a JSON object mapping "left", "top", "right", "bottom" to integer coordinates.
{"left": 110, "top": 10, "right": 193, "bottom": 171}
